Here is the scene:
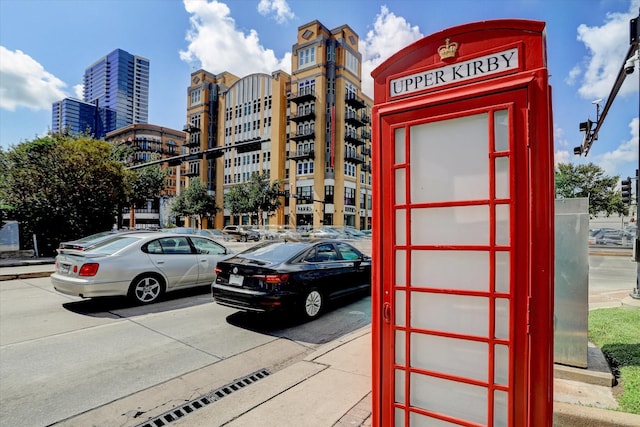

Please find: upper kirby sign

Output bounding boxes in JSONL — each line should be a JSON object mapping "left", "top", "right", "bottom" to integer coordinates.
{"left": 390, "top": 47, "right": 519, "bottom": 97}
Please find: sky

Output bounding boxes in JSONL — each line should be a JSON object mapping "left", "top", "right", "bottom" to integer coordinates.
{"left": 0, "top": 0, "right": 638, "bottom": 181}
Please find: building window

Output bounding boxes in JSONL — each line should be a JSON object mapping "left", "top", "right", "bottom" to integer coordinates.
{"left": 346, "top": 50, "right": 359, "bottom": 74}
{"left": 190, "top": 89, "right": 202, "bottom": 106}
{"left": 327, "top": 43, "right": 335, "bottom": 62}
{"left": 345, "top": 82, "right": 357, "bottom": 100}
{"left": 297, "top": 160, "right": 314, "bottom": 176}
{"left": 345, "top": 187, "right": 356, "bottom": 206}
{"left": 299, "top": 80, "right": 315, "bottom": 96}
{"left": 297, "top": 186, "right": 313, "bottom": 202}
{"left": 324, "top": 185, "right": 334, "bottom": 203}
{"left": 298, "top": 46, "right": 316, "bottom": 69}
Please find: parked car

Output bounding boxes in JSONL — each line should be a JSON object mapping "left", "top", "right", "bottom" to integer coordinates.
{"left": 160, "top": 227, "right": 196, "bottom": 234}
{"left": 57, "top": 229, "right": 152, "bottom": 253}
{"left": 222, "top": 225, "right": 260, "bottom": 242}
{"left": 198, "top": 229, "right": 226, "bottom": 240}
{"left": 309, "top": 227, "right": 343, "bottom": 239}
{"left": 588, "top": 228, "right": 616, "bottom": 245}
{"left": 596, "top": 229, "right": 635, "bottom": 246}
{"left": 52, "top": 233, "right": 233, "bottom": 304}
{"left": 212, "top": 240, "right": 371, "bottom": 319}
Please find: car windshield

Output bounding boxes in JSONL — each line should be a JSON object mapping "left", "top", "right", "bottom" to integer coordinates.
{"left": 237, "top": 242, "right": 307, "bottom": 263}
{"left": 84, "top": 236, "right": 140, "bottom": 255}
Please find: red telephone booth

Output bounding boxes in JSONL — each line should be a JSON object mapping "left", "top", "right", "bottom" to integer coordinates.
{"left": 371, "top": 20, "right": 554, "bottom": 426}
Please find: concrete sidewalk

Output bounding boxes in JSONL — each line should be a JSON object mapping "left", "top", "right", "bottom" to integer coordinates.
{"left": 2, "top": 261, "right": 639, "bottom": 426}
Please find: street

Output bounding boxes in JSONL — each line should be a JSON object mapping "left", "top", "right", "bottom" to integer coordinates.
{"left": 0, "top": 246, "right": 635, "bottom": 427}
{"left": 0, "top": 273, "right": 371, "bottom": 427}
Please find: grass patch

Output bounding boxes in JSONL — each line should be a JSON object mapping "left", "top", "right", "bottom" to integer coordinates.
{"left": 588, "top": 307, "right": 640, "bottom": 414}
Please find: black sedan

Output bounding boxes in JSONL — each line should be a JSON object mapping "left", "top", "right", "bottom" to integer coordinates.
{"left": 212, "top": 240, "right": 371, "bottom": 319}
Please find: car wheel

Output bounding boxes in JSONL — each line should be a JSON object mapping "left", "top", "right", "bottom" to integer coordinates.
{"left": 129, "top": 274, "right": 165, "bottom": 304}
{"left": 302, "top": 288, "right": 323, "bottom": 319}
{"left": 241, "top": 235, "right": 247, "bottom": 242}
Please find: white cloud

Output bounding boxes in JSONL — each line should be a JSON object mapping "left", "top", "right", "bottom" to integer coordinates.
{"left": 73, "top": 84, "right": 84, "bottom": 100}
{"left": 179, "top": 0, "right": 291, "bottom": 77}
{"left": 565, "top": 65, "right": 581, "bottom": 86}
{"left": 257, "top": 0, "right": 294, "bottom": 24}
{"left": 359, "top": 6, "right": 423, "bottom": 97}
{"left": 592, "top": 117, "right": 639, "bottom": 177}
{"left": 554, "top": 149, "right": 571, "bottom": 167}
{"left": 554, "top": 125, "right": 569, "bottom": 148}
{"left": 0, "top": 46, "right": 67, "bottom": 111}
{"left": 574, "top": 0, "right": 640, "bottom": 99}
{"left": 554, "top": 125, "right": 572, "bottom": 166}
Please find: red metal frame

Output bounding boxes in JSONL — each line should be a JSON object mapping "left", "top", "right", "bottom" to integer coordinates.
{"left": 371, "top": 20, "right": 554, "bottom": 427}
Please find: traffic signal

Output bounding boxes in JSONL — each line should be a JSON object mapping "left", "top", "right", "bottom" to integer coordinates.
{"left": 621, "top": 177, "right": 632, "bottom": 204}
{"left": 579, "top": 119, "right": 593, "bottom": 133}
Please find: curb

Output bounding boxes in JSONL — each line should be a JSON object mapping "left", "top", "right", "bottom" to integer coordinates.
{"left": 621, "top": 295, "right": 640, "bottom": 309}
{"left": 0, "top": 271, "right": 53, "bottom": 281}
{"left": 553, "top": 402, "right": 640, "bottom": 426}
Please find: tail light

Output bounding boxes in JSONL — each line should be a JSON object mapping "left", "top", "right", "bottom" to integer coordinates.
{"left": 215, "top": 266, "right": 222, "bottom": 275}
{"left": 251, "top": 273, "right": 289, "bottom": 290}
{"left": 79, "top": 263, "right": 99, "bottom": 277}
{"left": 253, "top": 273, "right": 289, "bottom": 284}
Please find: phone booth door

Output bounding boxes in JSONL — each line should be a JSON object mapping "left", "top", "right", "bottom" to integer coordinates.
{"left": 378, "top": 89, "right": 535, "bottom": 426}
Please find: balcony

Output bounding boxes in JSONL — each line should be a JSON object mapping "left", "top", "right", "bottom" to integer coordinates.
{"left": 184, "top": 137, "right": 201, "bottom": 148}
{"left": 361, "top": 147, "right": 371, "bottom": 156}
{"left": 289, "top": 129, "right": 315, "bottom": 142}
{"left": 290, "top": 109, "right": 316, "bottom": 123}
{"left": 345, "top": 130, "right": 366, "bottom": 146}
{"left": 184, "top": 164, "right": 200, "bottom": 177}
{"left": 288, "top": 148, "right": 315, "bottom": 161}
{"left": 345, "top": 93, "right": 366, "bottom": 109}
{"left": 345, "top": 111, "right": 365, "bottom": 128}
{"left": 183, "top": 124, "right": 200, "bottom": 133}
{"left": 344, "top": 152, "right": 365, "bottom": 164}
{"left": 289, "top": 88, "right": 316, "bottom": 104}
{"left": 362, "top": 163, "right": 372, "bottom": 173}
{"left": 361, "top": 130, "right": 371, "bottom": 140}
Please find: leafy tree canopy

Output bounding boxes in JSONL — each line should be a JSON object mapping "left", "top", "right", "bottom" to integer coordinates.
{"left": 224, "top": 172, "right": 283, "bottom": 225}
{"left": 171, "top": 178, "right": 218, "bottom": 227}
{"left": 555, "top": 162, "right": 627, "bottom": 217}
{"left": 128, "top": 165, "right": 168, "bottom": 207}
{"left": 0, "top": 134, "right": 130, "bottom": 255}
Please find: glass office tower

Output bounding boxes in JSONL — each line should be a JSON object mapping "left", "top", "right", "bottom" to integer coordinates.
{"left": 52, "top": 48, "right": 149, "bottom": 138}
{"left": 84, "top": 49, "right": 149, "bottom": 129}
{"left": 51, "top": 98, "right": 116, "bottom": 137}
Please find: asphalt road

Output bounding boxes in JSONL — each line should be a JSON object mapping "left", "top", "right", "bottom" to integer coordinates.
{"left": 0, "top": 274, "right": 371, "bottom": 427}
{"left": 0, "top": 241, "right": 634, "bottom": 427}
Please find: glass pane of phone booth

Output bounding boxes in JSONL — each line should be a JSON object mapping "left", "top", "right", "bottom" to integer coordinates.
{"left": 393, "top": 109, "right": 512, "bottom": 426}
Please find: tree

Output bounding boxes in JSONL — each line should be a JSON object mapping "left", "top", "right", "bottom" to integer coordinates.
{"left": 224, "top": 172, "right": 283, "bottom": 226}
{"left": 0, "top": 134, "right": 129, "bottom": 255}
{"left": 224, "top": 184, "right": 251, "bottom": 222}
{"left": 555, "top": 162, "right": 627, "bottom": 217}
{"left": 171, "top": 179, "right": 218, "bottom": 228}
{"left": 125, "top": 165, "right": 168, "bottom": 229}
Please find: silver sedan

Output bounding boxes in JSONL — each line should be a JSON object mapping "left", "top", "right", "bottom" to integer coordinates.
{"left": 51, "top": 232, "right": 233, "bottom": 304}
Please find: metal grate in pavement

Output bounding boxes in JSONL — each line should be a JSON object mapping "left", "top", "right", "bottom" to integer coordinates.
{"left": 135, "top": 369, "right": 271, "bottom": 427}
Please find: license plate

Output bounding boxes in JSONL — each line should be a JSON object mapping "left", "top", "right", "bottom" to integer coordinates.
{"left": 229, "top": 274, "right": 244, "bottom": 287}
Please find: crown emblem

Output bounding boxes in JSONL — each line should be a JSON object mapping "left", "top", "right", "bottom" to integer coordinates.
{"left": 438, "top": 38, "right": 458, "bottom": 60}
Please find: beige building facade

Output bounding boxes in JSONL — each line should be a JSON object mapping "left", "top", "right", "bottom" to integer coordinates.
{"left": 183, "top": 20, "right": 372, "bottom": 231}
